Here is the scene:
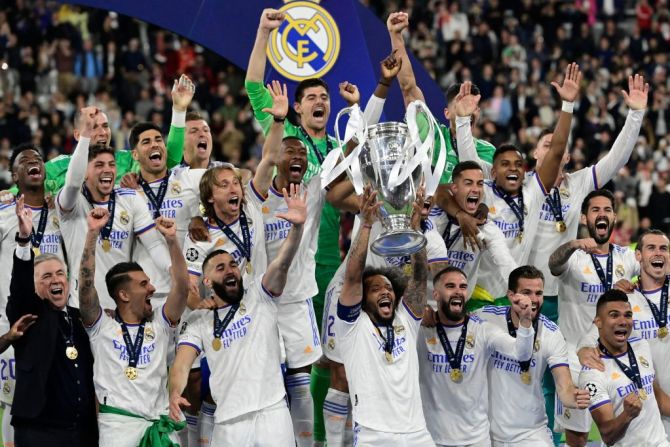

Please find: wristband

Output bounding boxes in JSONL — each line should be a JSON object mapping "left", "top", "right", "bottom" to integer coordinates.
{"left": 363, "top": 224, "right": 373, "bottom": 229}
{"left": 378, "top": 80, "right": 391, "bottom": 87}
{"left": 15, "top": 232, "right": 31, "bottom": 244}
{"left": 274, "top": 116, "right": 285, "bottom": 123}
{"left": 561, "top": 101, "right": 574, "bottom": 114}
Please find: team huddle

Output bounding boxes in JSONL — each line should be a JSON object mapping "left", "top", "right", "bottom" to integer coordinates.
{"left": 0, "top": 7, "right": 667, "bottom": 447}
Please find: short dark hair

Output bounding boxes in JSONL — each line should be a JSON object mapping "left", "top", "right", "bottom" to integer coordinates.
{"left": 581, "top": 189, "right": 615, "bottom": 215}
{"left": 538, "top": 128, "right": 553, "bottom": 142}
{"left": 362, "top": 267, "right": 407, "bottom": 304}
{"left": 596, "top": 289, "right": 629, "bottom": 314}
{"left": 186, "top": 111, "right": 205, "bottom": 122}
{"left": 295, "top": 78, "right": 329, "bottom": 103}
{"left": 129, "top": 122, "right": 162, "bottom": 150}
{"left": 88, "top": 144, "right": 115, "bottom": 162}
{"left": 202, "top": 249, "right": 231, "bottom": 273}
{"left": 10, "top": 143, "right": 43, "bottom": 173}
{"left": 106, "top": 262, "right": 144, "bottom": 300}
{"left": 433, "top": 265, "right": 467, "bottom": 285}
{"left": 282, "top": 136, "right": 305, "bottom": 148}
{"left": 446, "top": 82, "right": 480, "bottom": 104}
{"left": 508, "top": 265, "right": 545, "bottom": 292}
{"left": 637, "top": 229, "right": 669, "bottom": 249}
{"left": 451, "top": 161, "right": 482, "bottom": 181}
{"left": 492, "top": 143, "right": 521, "bottom": 163}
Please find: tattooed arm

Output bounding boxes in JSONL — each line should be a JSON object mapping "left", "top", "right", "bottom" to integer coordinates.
{"left": 79, "top": 208, "right": 108, "bottom": 326}
{"left": 549, "top": 239, "right": 598, "bottom": 276}
{"left": 403, "top": 247, "right": 428, "bottom": 318}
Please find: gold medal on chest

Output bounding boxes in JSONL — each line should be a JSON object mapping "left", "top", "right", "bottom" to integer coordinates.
{"left": 66, "top": 346, "right": 78, "bottom": 360}
{"left": 450, "top": 368, "right": 463, "bottom": 383}
{"left": 521, "top": 371, "right": 532, "bottom": 385}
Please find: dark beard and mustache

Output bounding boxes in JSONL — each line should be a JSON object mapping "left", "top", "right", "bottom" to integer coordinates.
{"left": 362, "top": 299, "right": 396, "bottom": 325}
{"left": 440, "top": 296, "right": 466, "bottom": 322}
{"left": 211, "top": 277, "right": 244, "bottom": 304}
{"left": 587, "top": 217, "right": 613, "bottom": 245}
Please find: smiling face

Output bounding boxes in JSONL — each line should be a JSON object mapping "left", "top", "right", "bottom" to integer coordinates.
{"left": 582, "top": 195, "right": 616, "bottom": 244}
{"left": 433, "top": 270, "right": 468, "bottom": 322}
{"left": 208, "top": 168, "right": 244, "bottom": 221}
{"left": 277, "top": 138, "right": 308, "bottom": 184}
{"left": 204, "top": 252, "right": 243, "bottom": 304}
{"left": 450, "top": 168, "right": 484, "bottom": 214}
{"left": 133, "top": 129, "right": 166, "bottom": 176}
{"left": 34, "top": 258, "right": 69, "bottom": 309}
{"left": 363, "top": 274, "right": 396, "bottom": 324}
{"left": 294, "top": 86, "right": 330, "bottom": 133}
{"left": 510, "top": 277, "right": 544, "bottom": 320}
{"left": 12, "top": 149, "right": 45, "bottom": 191}
{"left": 86, "top": 151, "right": 116, "bottom": 198}
{"left": 184, "top": 119, "right": 212, "bottom": 166}
{"left": 596, "top": 300, "right": 633, "bottom": 351}
{"left": 636, "top": 233, "right": 670, "bottom": 283}
{"left": 491, "top": 149, "right": 524, "bottom": 194}
{"left": 118, "top": 270, "right": 156, "bottom": 320}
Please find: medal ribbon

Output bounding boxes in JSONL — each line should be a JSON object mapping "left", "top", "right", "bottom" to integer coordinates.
{"left": 375, "top": 323, "right": 395, "bottom": 358}
{"left": 138, "top": 170, "right": 171, "bottom": 219}
{"left": 82, "top": 185, "right": 116, "bottom": 243}
{"left": 589, "top": 244, "right": 614, "bottom": 291}
{"left": 214, "top": 211, "right": 251, "bottom": 264}
{"left": 640, "top": 277, "right": 669, "bottom": 331}
{"left": 30, "top": 200, "right": 49, "bottom": 248}
{"left": 299, "top": 126, "right": 333, "bottom": 166}
{"left": 60, "top": 308, "right": 76, "bottom": 349}
{"left": 442, "top": 217, "right": 462, "bottom": 250}
{"left": 436, "top": 316, "right": 469, "bottom": 372}
{"left": 598, "top": 339, "right": 643, "bottom": 390}
{"left": 506, "top": 307, "right": 538, "bottom": 373}
{"left": 115, "top": 314, "right": 146, "bottom": 370}
{"left": 213, "top": 304, "right": 240, "bottom": 340}
{"left": 491, "top": 183, "right": 525, "bottom": 234}
{"left": 545, "top": 187, "right": 564, "bottom": 223}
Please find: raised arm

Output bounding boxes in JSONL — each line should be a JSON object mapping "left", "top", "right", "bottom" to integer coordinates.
{"left": 540, "top": 62, "right": 582, "bottom": 190}
{"left": 253, "top": 80, "right": 288, "bottom": 197}
{"left": 59, "top": 107, "right": 97, "bottom": 213}
{"left": 453, "top": 82, "right": 490, "bottom": 176}
{"left": 0, "top": 314, "right": 37, "bottom": 354}
{"left": 593, "top": 74, "right": 648, "bottom": 188}
{"left": 362, "top": 50, "right": 402, "bottom": 125}
{"left": 262, "top": 183, "right": 307, "bottom": 296}
{"left": 548, "top": 238, "right": 597, "bottom": 276}
{"left": 246, "top": 9, "right": 284, "bottom": 83}
{"left": 157, "top": 217, "right": 189, "bottom": 324}
{"left": 387, "top": 12, "right": 424, "bottom": 105}
{"left": 169, "top": 344, "right": 199, "bottom": 422}
{"left": 486, "top": 293, "right": 535, "bottom": 359}
{"left": 7, "top": 196, "right": 39, "bottom": 323}
{"left": 402, "top": 188, "right": 428, "bottom": 316}
{"left": 166, "top": 75, "right": 195, "bottom": 168}
{"left": 79, "top": 208, "right": 108, "bottom": 325}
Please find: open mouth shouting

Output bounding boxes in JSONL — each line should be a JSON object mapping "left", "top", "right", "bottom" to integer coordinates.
{"left": 650, "top": 257, "right": 666, "bottom": 273}
{"left": 377, "top": 295, "right": 394, "bottom": 317}
{"left": 148, "top": 149, "right": 163, "bottom": 166}
{"left": 449, "top": 296, "right": 464, "bottom": 313}
{"left": 50, "top": 285, "right": 64, "bottom": 297}
{"left": 594, "top": 217, "right": 610, "bottom": 236}
{"left": 504, "top": 173, "right": 520, "bottom": 190}
{"left": 196, "top": 139, "right": 209, "bottom": 155}
{"left": 227, "top": 195, "right": 241, "bottom": 213}
{"left": 612, "top": 326, "right": 629, "bottom": 343}
{"left": 99, "top": 174, "right": 114, "bottom": 189}
{"left": 27, "top": 164, "right": 43, "bottom": 181}
{"left": 464, "top": 193, "right": 480, "bottom": 212}
{"left": 288, "top": 161, "right": 305, "bottom": 180}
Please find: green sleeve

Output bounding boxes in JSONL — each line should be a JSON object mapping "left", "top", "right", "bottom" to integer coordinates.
{"left": 416, "top": 111, "right": 430, "bottom": 142}
{"left": 475, "top": 140, "right": 496, "bottom": 163}
{"left": 8, "top": 185, "right": 18, "bottom": 195}
{"left": 114, "top": 151, "right": 138, "bottom": 179}
{"left": 43, "top": 155, "right": 72, "bottom": 195}
{"left": 245, "top": 80, "right": 274, "bottom": 135}
{"left": 166, "top": 125, "right": 185, "bottom": 168}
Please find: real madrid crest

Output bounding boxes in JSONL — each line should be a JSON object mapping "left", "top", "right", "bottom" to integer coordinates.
{"left": 266, "top": 1, "right": 341, "bottom": 82}
{"left": 120, "top": 210, "right": 130, "bottom": 225}
{"left": 2, "top": 382, "right": 10, "bottom": 395}
{"left": 559, "top": 187, "right": 570, "bottom": 199}
{"left": 171, "top": 182, "right": 182, "bottom": 195}
{"left": 238, "top": 302, "right": 247, "bottom": 316}
{"left": 144, "top": 325, "right": 155, "bottom": 341}
{"left": 615, "top": 264, "right": 625, "bottom": 278}
{"left": 327, "top": 337, "right": 335, "bottom": 350}
{"left": 394, "top": 325, "right": 404, "bottom": 335}
{"left": 52, "top": 215, "right": 60, "bottom": 228}
{"left": 465, "top": 335, "right": 475, "bottom": 349}
{"left": 534, "top": 339, "right": 541, "bottom": 352}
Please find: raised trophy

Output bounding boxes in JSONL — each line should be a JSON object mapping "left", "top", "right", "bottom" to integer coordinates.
{"left": 321, "top": 101, "right": 445, "bottom": 257}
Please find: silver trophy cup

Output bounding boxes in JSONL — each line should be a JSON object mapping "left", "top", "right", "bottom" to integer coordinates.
{"left": 359, "top": 122, "right": 426, "bottom": 256}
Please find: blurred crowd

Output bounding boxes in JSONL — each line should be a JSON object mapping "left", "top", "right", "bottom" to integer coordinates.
{"left": 1, "top": 0, "right": 669, "bottom": 245}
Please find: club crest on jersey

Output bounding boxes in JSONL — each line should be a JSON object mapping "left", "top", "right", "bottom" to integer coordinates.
{"left": 144, "top": 325, "right": 155, "bottom": 341}
{"left": 640, "top": 356, "right": 649, "bottom": 368}
{"left": 466, "top": 335, "right": 475, "bottom": 349}
{"left": 327, "top": 337, "right": 335, "bottom": 350}
{"left": 171, "top": 182, "right": 182, "bottom": 195}
{"left": 615, "top": 264, "right": 625, "bottom": 278}
{"left": 186, "top": 248, "right": 199, "bottom": 262}
{"left": 2, "top": 382, "right": 10, "bottom": 395}
{"left": 533, "top": 339, "right": 541, "bottom": 352}
{"left": 52, "top": 215, "right": 59, "bottom": 228}
{"left": 266, "top": 0, "right": 341, "bottom": 81}
{"left": 559, "top": 187, "right": 570, "bottom": 199}
{"left": 120, "top": 210, "right": 130, "bottom": 225}
{"left": 394, "top": 325, "right": 404, "bottom": 335}
{"left": 564, "top": 409, "right": 571, "bottom": 419}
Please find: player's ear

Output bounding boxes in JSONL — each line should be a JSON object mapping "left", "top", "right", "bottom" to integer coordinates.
{"left": 131, "top": 149, "right": 139, "bottom": 161}
{"left": 580, "top": 214, "right": 587, "bottom": 226}
{"left": 594, "top": 315, "right": 603, "bottom": 330}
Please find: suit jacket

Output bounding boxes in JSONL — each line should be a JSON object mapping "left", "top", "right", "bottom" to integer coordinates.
{"left": 6, "top": 251, "right": 96, "bottom": 423}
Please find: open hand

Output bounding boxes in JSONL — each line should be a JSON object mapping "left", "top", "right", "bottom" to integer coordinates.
{"left": 277, "top": 183, "right": 307, "bottom": 225}
{"left": 171, "top": 75, "right": 195, "bottom": 112}
{"left": 622, "top": 74, "right": 649, "bottom": 110}
{"left": 551, "top": 62, "right": 582, "bottom": 103}
{"left": 261, "top": 80, "right": 289, "bottom": 120}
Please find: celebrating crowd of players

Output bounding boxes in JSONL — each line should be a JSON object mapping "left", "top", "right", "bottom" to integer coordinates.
{"left": 0, "top": 7, "right": 667, "bottom": 447}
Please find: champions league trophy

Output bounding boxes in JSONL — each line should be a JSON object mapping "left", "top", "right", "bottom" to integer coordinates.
{"left": 321, "top": 101, "right": 446, "bottom": 257}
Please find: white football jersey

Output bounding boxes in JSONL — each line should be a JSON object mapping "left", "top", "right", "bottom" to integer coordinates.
{"left": 579, "top": 337, "right": 669, "bottom": 447}
{"left": 418, "top": 315, "right": 534, "bottom": 445}
{"left": 428, "top": 209, "right": 517, "bottom": 299}
{"left": 556, "top": 244, "right": 639, "bottom": 346}
{"left": 335, "top": 300, "right": 427, "bottom": 433}
{"left": 86, "top": 305, "right": 177, "bottom": 419}
{"left": 177, "top": 277, "right": 286, "bottom": 423}
{"left": 478, "top": 305, "right": 569, "bottom": 443}
{"left": 0, "top": 316, "right": 14, "bottom": 405}
{"left": 57, "top": 188, "right": 156, "bottom": 308}
{"left": 132, "top": 167, "right": 204, "bottom": 297}
{"left": 0, "top": 201, "right": 63, "bottom": 312}
{"left": 257, "top": 177, "right": 325, "bottom": 303}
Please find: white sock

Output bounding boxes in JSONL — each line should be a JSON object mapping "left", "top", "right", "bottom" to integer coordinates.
{"left": 2, "top": 404, "right": 13, "bottom": 447}
{"left": 324, "top": 388, "right": 349, "bottom": 447}
{"left": 199, "top": 401, "right": 216, "bottom": 446}
{"left": 344, "top": 402, "right": 354, "bottom": 446}
{"left": 184, "top": 412, "right": 199, "bottom": 447}
{"left": 286, "top": 372, "right": 314, "bottom": 447}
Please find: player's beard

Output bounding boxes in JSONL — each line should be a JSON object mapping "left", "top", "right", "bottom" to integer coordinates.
{"left": 587, "top": 217, "right": 613, "bottom": 245}
{"left": 211, "top": 277, "right": 244, "bottom": 305}
{"left": 440, "top": 295, "right": 466, "bottom": 322}
{"left": 363, "top": 299, "right": 396, "bottom": 325}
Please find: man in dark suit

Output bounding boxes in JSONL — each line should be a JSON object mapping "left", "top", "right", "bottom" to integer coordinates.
{"left": 6, "top": 194, "right": 97, "bottom": 447}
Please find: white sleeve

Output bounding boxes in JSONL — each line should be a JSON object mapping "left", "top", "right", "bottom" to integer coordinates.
{"left": 483, "top": 321, "right": 534, "bottom": 361}
{"left": 593, "top": 109, "right": 645, "bottom": 189}
{"left": 456, "top": 116, "right": 492, "bottom": 178}
{"left": 58, "top": 137, "right": 90, "bottom": 212}
{"left": 481, "top": 223, "right": 518, "bottom": 283}
{"left": 579, "top": 368, "right": 611, "bottom": 412}
{"left": 362, "top": 95, "right": 386, "bottom": 126}
{"left": 546, "top": 327, "right": 570, "bottom": 370}
{"left": 425, "top": 229, "right": 449, "bottom": 263}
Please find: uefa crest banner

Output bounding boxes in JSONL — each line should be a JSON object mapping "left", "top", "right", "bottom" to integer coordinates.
{"left": 56, "top": 0, "right": 446, "bottom": 130}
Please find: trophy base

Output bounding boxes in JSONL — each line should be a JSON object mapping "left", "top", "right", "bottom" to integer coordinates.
{"left": 371, "top": 230, "right": 427, "bottom": 257}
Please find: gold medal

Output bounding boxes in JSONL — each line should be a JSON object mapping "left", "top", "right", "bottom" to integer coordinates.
{"left": 125, "top": 366, "right": 138, "bottom": 380}
{"left": 516, "top": 231, "right": 523, "bottom": 243}
{"left": 403, "top": 264, "right": 413, "bottom": 276}
{"left": 245, "top": 263, "right": 252, "bottom": 274}
{"left": 212, "top": 338, "right": 222, "bottom": 351}
{"left": 32, "top": 247, "right": 40, "bottom": 256}
{"left": 385, "top": 351, "right": 393, "bottom": 363}
{"left": 238, "top": 302, "right": 246, "bottom": 316}
{"left": 639, "top": 388, "right": 648, "bottom": 400}
{"left": 521, "top": 371, "right": 532, "bottom": 385}
{"left": 659, "top": 327, "right": 669, "bottom": 339}
{"left": 450, "top": 368, "right": 463, "bottom": 383}
{"left": 102, "top": 239, "right": 111, "bottom": 252}
{"left": 555, "top": 221, "right": 567, "bottom": 233}
{"left": 65, "top": 346, "right": 78, "bottom": 360}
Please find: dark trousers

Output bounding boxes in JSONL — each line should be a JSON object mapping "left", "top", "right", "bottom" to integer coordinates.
{"left": 15, "top": 424, "right": 98, "bottom": 447}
